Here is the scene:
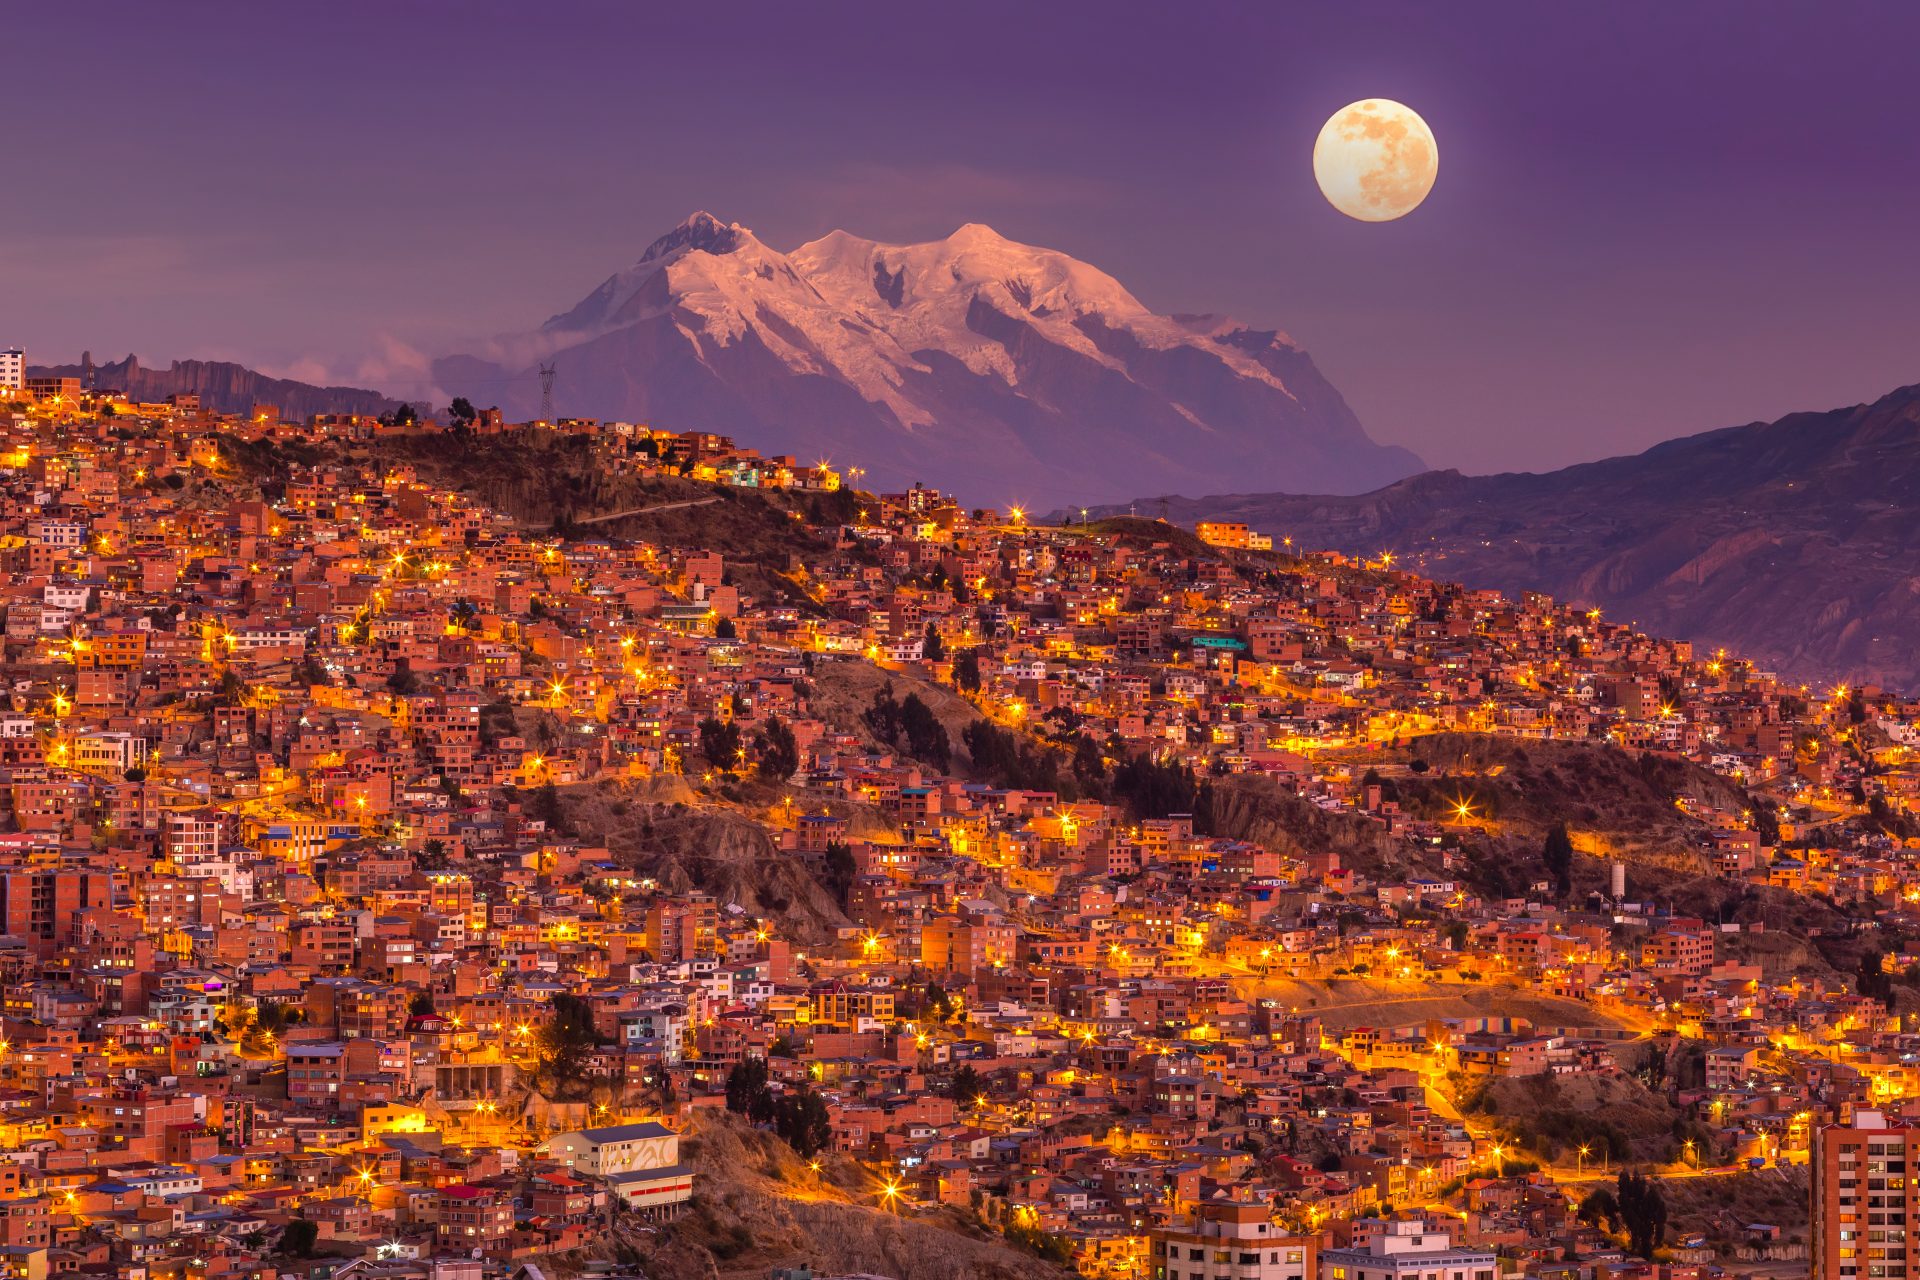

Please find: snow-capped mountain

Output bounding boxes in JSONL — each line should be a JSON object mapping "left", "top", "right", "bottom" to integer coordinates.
{"left": 433, "top": 212, "right": 1421, "bottom": 504}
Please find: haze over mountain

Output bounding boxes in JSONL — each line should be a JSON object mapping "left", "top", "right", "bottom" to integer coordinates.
{"left": 431, "top": 212, "right": 1421, "bottom": 505}
{"left": 28, "top": 354, "right": 408, "bottom": 422}
{"left": 1081, "top": 385, "right": 1920, "bottom": 693}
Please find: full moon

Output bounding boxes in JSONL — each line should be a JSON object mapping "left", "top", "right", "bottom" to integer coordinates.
{"left": 1313, "top": 99, "right": 1438, "bottom": 222}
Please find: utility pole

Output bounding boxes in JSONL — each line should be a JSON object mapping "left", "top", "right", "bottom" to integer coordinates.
{"left": 539, "top": 362, "right": 556, "bottom": 421}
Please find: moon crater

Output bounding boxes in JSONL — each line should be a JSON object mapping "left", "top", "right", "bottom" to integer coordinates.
{"left": 1313, "top": 99, "right": 1438, "bottom": 222}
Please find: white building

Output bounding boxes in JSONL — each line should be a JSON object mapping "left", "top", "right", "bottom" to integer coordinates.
{"left": 544, "top": 1122, "right": 692, "bottom": 1217}
{"left": 1320, "top": 1221, "right": 1497, "bottom": 1280}
{"left": 1154, "top": 1201, "right": 1316, "bottom": 1280}
{"left": 0, "top": 348, "right": 22, "bottom": 393}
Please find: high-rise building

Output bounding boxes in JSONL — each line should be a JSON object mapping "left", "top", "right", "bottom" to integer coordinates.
{"left": 1152, "top": 1201, "right": 1317, "bottom": 1280}
{"left": 0, "top": 869, "right": 116, "bottom": 956}
{"left": 1319, "top": 1219, "right": 1496, "bottom": 1280}
{"left": 0, "top": 347, "right": 23, "bottom": 393}
{"left": 1813, "top": 1109, "right": 1919, "bottom": 1280}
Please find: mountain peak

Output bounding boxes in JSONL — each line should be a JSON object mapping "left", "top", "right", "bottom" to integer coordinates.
{"left": 461, "top": 214, "right": 1424, "bottom": 503}
{"left": 638, "top": 211, "right": 752, "bottom": 265}
{"left": 946, "top": 221, "right": 1009, "bottom": 245}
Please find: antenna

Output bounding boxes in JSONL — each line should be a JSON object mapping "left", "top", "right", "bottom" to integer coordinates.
{"left": 538, "top": 362, "right": 557, "bottom": 421}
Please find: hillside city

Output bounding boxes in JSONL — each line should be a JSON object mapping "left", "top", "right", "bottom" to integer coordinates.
{"left": 0, "top": 365, "right": 1915, "bottom": 1280}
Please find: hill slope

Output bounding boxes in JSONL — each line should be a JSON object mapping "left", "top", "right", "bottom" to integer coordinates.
{"left": 434, "top": 212, "right": 1421, "bottom": 504}
{"left": 1085, "top": 383, "right": 1920, "bottom": 690}
{"left": 30, "top": 353, "right": 408, "bottom": 420}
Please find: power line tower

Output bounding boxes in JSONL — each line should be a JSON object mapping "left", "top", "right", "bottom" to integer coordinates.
{"left": 538, "top": 362, "right": 556, "bottom": 421}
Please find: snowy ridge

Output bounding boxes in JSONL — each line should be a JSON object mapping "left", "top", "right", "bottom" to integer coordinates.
{"left": 436, "top": 212, "right": 1423, "bottom": 503}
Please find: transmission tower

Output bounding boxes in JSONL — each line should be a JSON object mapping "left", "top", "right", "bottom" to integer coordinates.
{"left": 538, "top": 362, "right": 557, "bottom": 421}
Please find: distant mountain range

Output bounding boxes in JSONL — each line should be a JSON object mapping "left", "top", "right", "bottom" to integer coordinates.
{"left": 431, "top": 212, "right": 1421, "bottom": 504}
{"left": 1080, "top": 384, "right": 1920, "bottom": 692}
{"left": 29, "top": 353, "right": 408, "bottom": 421}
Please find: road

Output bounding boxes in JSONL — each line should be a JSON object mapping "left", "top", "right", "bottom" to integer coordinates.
{"left": 573, "top": 496, "right": 721, "bottom": 525}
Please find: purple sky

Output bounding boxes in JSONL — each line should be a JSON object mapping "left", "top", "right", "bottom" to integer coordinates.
{"left": 5, "top": 1, "right": 1918, "bottom": 477}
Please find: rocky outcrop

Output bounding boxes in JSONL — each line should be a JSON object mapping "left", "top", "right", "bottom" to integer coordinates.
{"left": 629, "top": 1112, "right": 1068, "bottom": 1280}
{"left": 562, "top": 792, "right": 849, "bottom": 945}
{"left": 1205, "top": 774, "right": 1402, "bottom": 876}
{"left": 30, "top": 353, "right": 408, "bottom": 420}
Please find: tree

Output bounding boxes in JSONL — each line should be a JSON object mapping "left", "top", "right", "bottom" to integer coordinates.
{"left": 535, "top": 992, "right": 602, "bottom": 1098}
{"left": 1005, "top": 1217, "right": 1076, "bottom": 1264}
{"left": 293, "top": 655, "right": 331, "bottom": 687}
{"left": 822, "top": 839, "right": 857, "bottom": 908}
{"left": 1110, "top": 754, "right": 1198, "bottom": 820}
{"left": 279, "top": 1219, "right": 319, "bottom": 1257}
{"left": 386, "top": 658, "right": 419, "bottom": 695}
{"left": 774, "top": 1083, "right": 833, "bottom": 1159}
{"left": 1858, "top": 947, "right": 1897, "bottom": 1010}
{"left": 950, "top": 1063, "right": 985, "bottom": 1106}
{"left": 865, "top": 686, "right": 951, "bottom": 772}
{"left": 1543, "top": 821, "right": 1575, "bottom": 899}
{"left": 726, "top": 1056, "right": 773, "bottom": 1120}
{"left": 923, "top": 621, "right": 946, "bottom": 662}
{"left": 446, "top": 396, "right": 478, "bottom": 431}
{"left": 1577, "top": 1186, "right": 1621, "bottom": 1231}
{"left": 1616, "top": 1169, "right": 1666, "bottom": 1257}
{"left": 407, "top": 990, "right": 436, "bottom": 1018}
{"left": 953, "top": 648, "right": 982, "bottom": 692}
{"left": 698, "top": 716, "right": 742, "bottom": 769}
{"left": 714, "top": 616, "right": 737, "bottom": 639}
{"left": 754, "top": 715, "right": 800, "bottom": 781}
{"left": 532, "top": 782, "right": 568, "bottom": 834}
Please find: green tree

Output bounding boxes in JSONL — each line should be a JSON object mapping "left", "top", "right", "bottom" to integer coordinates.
{"left": 279, "top": 1219, "right": 319, "bottom": 1257}
{"left": 1577, "top": 1186, "right": 1620, "bottom": 1231}
{"left": 698, "top": 716, "right": 742, "bottom": 769}
{"left": 1859, "top": 948, "right": 1897, "bottom": 1010}
{"left": 726, "top": 1056, "right": 774, "bottom": 1121}
{"left": 535, "top": 992, "right": 602, "bottom": 1097}
{"left": 865, "top": 686, "right": 951, "bottom": 771}
{"left": 1616, "top": 1169, "right": 1666, "bottom": 1257}
{"left": 1110, "top": 754, "right": 1198, "bottom": 820}
{"left": 950, "top": 1063, "right": 985, "bottom": 1106}
{"left": 754, "top": 715, "right": 800, "bottom": 781}
{"left": 532, "top": 782, "right": 568, "bottom": 834}
{"left": 293, "top": 655, "right": 332, "bottom": 687}
{"left": 1543, "top": 821, "right": 1575, "bottom": 899}
{"left": 822, "top": 840, "right": 857, "bottom": 908}
{"left": 1005, "top": 1218, "right": 1075, "bottom": 1264}
{"left": 774, "top": 1083, "right": 833, "bottom": 1159}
